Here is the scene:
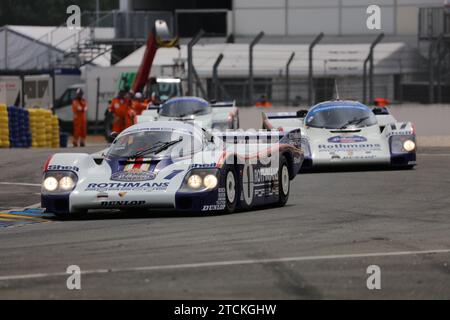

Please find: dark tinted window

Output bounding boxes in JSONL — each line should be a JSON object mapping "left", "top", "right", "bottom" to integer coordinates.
{"left": 160, "top": 99, "right": 211, "bottom": 117}
{"left": 107, "top": 130, "right": 201, "bottom": 158}
{"left": 305, "top": 105, "right": 377, "bottom": 129}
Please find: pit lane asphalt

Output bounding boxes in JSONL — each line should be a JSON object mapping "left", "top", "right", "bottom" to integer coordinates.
{"left": 1, "top": 146, "right": 450, "bottom": 299}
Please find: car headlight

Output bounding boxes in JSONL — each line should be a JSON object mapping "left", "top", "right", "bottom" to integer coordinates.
{"left": 43, "top": 177, "right": 58, "bottom": 192}
{"left": 188, "top": 174, "right": 203, "bottom": 189}
{"left": 182, "top": 169, "right": 220, "bottom": 192}
{"left": 42, "top": 171, "right": 78, "bottom": 193}
{"left": 59, "top": 176, "right": 75, "bottom": 191}
{"left": 203, "top": 174, "right": 218, "bottom": 189}
{"left": 403, "top": 140, "right": 416, "bottom": 152}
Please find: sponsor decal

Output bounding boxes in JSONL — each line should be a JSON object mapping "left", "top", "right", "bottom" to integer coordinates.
{"left": 96, "top": 192, "right": 108, "bottom": 199}
{"left": 254, "top": 167, "right": 278, "bottom": 184}
{"left": 328, "top": 135, "right": 367, "bottom": 143}
{"left": 111, "top": 171, "right": 156, "bottom": 182}
{"left": 342, "top": 155, "right": 377, "bottom": 160}
{"left": 386, "top": 131, "right": 413, "bottom": 137}
{"left": 86, "top": 182, "right": 169, "bottom": 192}
{"left": 189, "top": 163, "right": 217, "bottom": 169}
{"left": 318, "top": 143, "right": 381, "bottom": 151}
{"left": 47, "top": 165, "right": 79, "bottom": 172}
{"left": 202, "top": 188, "right": 226, "bottom": 212}
{"left": 124, "top": 160, "right": 151, "bottom": 172}
{"left": 110, "top": 159, "right": 156, "bottom": 182}
{"left": 101, "top": 201, "right": 146, "bottom": 207}
{"left": 202, "top": 204, "right": 226, "bottom": 211}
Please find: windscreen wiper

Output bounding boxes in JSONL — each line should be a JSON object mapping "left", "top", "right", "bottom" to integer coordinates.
{"left": 130, "top": 138, "right": 183, "bottom": 158}
{"left": 339, "top": 116, "right": 370, "bottom": 129}
{"left": 153, "top": 137, "right": 184, "bottom": 154}
{"left": 178, "top": 109, "right": 205, "bottom": 118}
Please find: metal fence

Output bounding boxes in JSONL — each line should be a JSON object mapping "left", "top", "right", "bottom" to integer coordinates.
{"left": 419, "top": 7, "right": 450, "bottom": 40}
{"left": 202, "top": 76, "right": 394, "bottom": 107}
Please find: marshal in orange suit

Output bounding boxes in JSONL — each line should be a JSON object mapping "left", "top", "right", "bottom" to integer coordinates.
{"left": 72, "top": 89, "right": 88, "bottom": 147}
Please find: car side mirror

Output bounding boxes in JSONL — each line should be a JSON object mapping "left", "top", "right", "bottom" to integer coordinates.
{"left": 297, "top": 110, "right": 308, "bottom": 118}
{"left": 109, "top": 132, "right": 119, "bottom": 141}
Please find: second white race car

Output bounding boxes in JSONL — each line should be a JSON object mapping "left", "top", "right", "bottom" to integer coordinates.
{"left": 262, "top": 100, "right": 417, "bottom": 169}
{"left": 137, "top": 96, "right": 239, "bottom": 130}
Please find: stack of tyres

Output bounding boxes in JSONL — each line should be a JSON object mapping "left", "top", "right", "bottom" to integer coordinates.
{"left": 29, "top": 109, "right": 48, "bottom": 147}
{"left": 0, "top": 104, "right": 10, "bottom": 148}
{"left": 44, "top": 110, "right": 53, "bottom": 147}
{"left": 7, "top": 107, "right": 32, "bottom": 148}
{"left": 51, "top": 115, "right": 60, "bottom": 148}
{"left": 29, "top": 109, "right": 59, "bottom": 148}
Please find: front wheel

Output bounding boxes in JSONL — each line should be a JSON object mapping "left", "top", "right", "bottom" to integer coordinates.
{"left": 224, "top": 166, "right": 238, "bottom": 214}
{"left": 278, "top": 155, "right": 290, "bottom": 207}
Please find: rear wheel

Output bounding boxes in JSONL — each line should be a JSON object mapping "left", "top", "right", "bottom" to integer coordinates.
{"left": 224, "top": 166, "right": 238, "bottom": 214}
{"left": 278, "top": 155, "right": 290, "bottom": 207}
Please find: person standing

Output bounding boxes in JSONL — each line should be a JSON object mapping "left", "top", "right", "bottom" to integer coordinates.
{"left": 255, "top": 94, "right": 273, "bottom": 108}
{"left": 124, "top": 92, "right": 136, "bottom": 129}
{"left": 72, "top": 89, "right": 88, "bottom": 147}
{"left": 132, "top": 92, "right": 147, "bottom": 116}
{"left": 109, "top": 90, "right": 127, "bottom": 134}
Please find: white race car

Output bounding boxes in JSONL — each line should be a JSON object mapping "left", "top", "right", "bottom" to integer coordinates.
{"left": 137, "top": 97, "right": 239, "bottom": 130}
{"left": 41, "top": 121, "right": 303, "bottom": 217}
{"left": 262, "top": 100, "right": 416, "bottom": 169}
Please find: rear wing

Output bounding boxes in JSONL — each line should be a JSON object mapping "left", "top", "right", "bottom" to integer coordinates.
{"left": 372, "top": 107, "right": 397, "bottom": 126}
{"left": 211, "top": 101, "right": 236, "bottom": 108}
{"left": 216, "top": 129, "right": 301, "bottom": 147}
{"left": 146, "top": 103, "right": 161, "bottom": 111}
{"left": 136, "top": 104, "right": 160, "bottom": 124}
{"left": 262, "top": 110, "right": 307, "bottom": 131}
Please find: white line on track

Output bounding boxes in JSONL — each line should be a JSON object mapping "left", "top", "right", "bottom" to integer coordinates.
{"left": 0, "top": 248, "right": 449, "bottom": 281}
{"left": 419, "top": 153, "right": 450, "bottom": 156}
{"left": 0, "top": 182, "right": 41, "bottom": 187}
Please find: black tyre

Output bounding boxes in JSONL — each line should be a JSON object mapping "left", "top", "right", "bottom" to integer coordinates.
{"left": 278, "top": 155, "right": 290, "bottom": 207}
{"left": 224, "top": 166, "right": 238, "bottom": 214}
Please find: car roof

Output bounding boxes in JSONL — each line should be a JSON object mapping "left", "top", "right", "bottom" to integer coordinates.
{"left": 120, "top": 121, "right": 203, "bottom": 137}
{"left": 308, "top": 100, "right": 370, "bottom": 113}
{"left": 164, "top": 96, "right": 209, "bottom": 106}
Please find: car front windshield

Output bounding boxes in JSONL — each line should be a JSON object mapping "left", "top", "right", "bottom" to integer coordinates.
{"left": 157, "top": 82, "right": 181, "bottom": 101}
{"left": 159, "top": 99, "right": 211, "bottom": 117}
{"left": 305, "top": 105, "right": 377, "bottom": 129}
{"left": 107, "top": 130, "right": 202, "bottom": 158}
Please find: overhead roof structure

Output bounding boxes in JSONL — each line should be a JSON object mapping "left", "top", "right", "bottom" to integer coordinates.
{"left": 0, "top": 25, "right": 115, "bottom": 70}
{"left": 116, "top": 42, "right": 426, "bottom": 77}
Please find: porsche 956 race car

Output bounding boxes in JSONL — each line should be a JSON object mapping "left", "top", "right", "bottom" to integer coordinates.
{"left": 262, "top": 100, "right": 416, "bottom": 169}
{"left": 41, "top": 121, "right": 303, "bottom": 217}
{"left": 137, "top": 97, "right": 239, "bottom": 130}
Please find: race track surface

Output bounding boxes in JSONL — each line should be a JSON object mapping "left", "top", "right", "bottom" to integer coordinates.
{"left": 0, "top": 111, "right": 450, "bottom": 298}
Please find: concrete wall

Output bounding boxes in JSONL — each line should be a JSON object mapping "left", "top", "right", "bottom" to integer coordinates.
{"left": 232, "top": 0, "right": 443, "bottom": 37}
{"left": 238, "top": 104, "right": 450, "bottom": 147}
